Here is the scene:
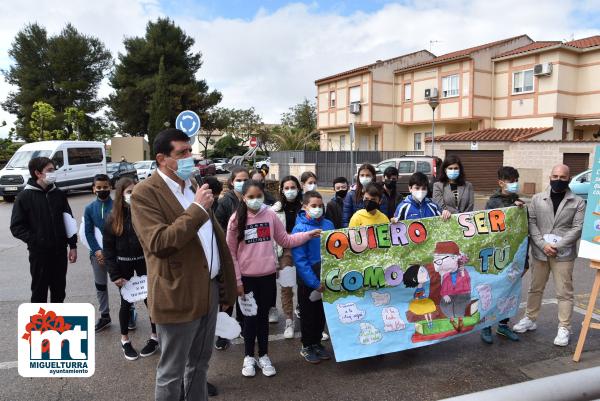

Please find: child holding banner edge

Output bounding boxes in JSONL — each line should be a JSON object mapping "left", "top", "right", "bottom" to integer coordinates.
{"left": 226, "top": 180, "right": 320, "bottom": 377}
{"left": 480, "top": 166, "right": 525, "bottom": 344}
{"left": 292, "top": 191, "right": 335, "bottom": 363}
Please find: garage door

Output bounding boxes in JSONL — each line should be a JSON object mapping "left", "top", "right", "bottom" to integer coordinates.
{"left": 563, "top": 153, "right": 589, "bottom": 176}
{"left": 444, "top": 150, "right": 504, "bottom": 193}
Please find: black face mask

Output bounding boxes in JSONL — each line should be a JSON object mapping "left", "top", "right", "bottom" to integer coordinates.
{"left": 96, "top": 190, "right": 110, "bottom": 200}
{"left": 550, "top": 179, "right": 569, "bottom": 193}
{"left": 384, "top": 179, "right": 397, "bottom": 190}
{"left": 365, "top": 199, "right": 379, "bottom": 212}
{"left": 336, "top": 189, "right": 348, "bottom": 199}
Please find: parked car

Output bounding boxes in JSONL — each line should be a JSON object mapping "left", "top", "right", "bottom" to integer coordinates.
{"left": 0, "top": 140, "right": 106, "bottom": 202}
{"left": 374, "top": 156, "right": 439, "bottom": 196}
{"left": 195, "top": 159, "right": 216, "bottom": 177}
{"left": 255, "top": 157, "right": 271, "bottom": 170}
{"left": 107, "top": 161, "right": 138, "bottom": 187}
{"left": 134, "top": 160, "right": 157, "bottom": 180}
{"left": 213, "top": 158, "right": 230, "bottom": 174}
{"left": 569, "top": 169, "right": 592, "bottom": 201}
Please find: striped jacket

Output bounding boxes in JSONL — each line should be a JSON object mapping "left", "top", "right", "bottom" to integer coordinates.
{"left": 394, "top": 195, "right": 441, "bottom": 221}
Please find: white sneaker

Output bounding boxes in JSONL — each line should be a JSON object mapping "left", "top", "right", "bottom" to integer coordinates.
{"left": 554, "top": 327, "right": 570, "bottom": 347}
{"left": 283, "top": 319, "right": 294, "bottom": 339}
{"left": 268, "top": 307, "right": 279, "bottom": 324}
{"left": 321, "top": 331, "right": 330, "bottom": 341}
{"left": 513, "top": 317, "right": 537, "bottom": 333}
{"left": 242, "top": 356, "right": 257, "bottom": 377}
{"left": 257, "top": 355, "right": 277, "bottom": 377}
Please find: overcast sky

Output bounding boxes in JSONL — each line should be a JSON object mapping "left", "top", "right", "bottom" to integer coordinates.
{"left": 0, "top": 0, "right": 599, "bottom": 137}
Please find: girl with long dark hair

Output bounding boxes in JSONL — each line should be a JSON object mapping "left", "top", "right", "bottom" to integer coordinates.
{"left": 270, "top": 175, "right": 303, "bottom": 336}
{"left": 104, "top": 177, "right": 158, "bottom": 361}
{"left": 226, "top": 180, "right": 319, "bottom": 377}
{"left": 433, "top": 155, "right": 474, "bottom": 218}
{"left": 342, "top": 163, "right": 388, "bottom": 227}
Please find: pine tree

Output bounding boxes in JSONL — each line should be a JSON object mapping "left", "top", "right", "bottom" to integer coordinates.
{"left": 147, "top": 56, "right": 170, "bottom": 153}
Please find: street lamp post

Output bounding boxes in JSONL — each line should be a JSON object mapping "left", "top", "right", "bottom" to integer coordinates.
{"left": 428, "top": 97, "right": 439, "bottom": 157}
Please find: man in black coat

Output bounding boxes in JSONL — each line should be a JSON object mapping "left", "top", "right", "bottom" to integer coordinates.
{"left": 10, "top": 157, "right": 78, "bottom": 302}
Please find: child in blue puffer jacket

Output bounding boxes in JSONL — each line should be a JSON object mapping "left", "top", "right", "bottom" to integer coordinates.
{"left": 292, "top": 190, "right": 334, "bottom": 364}
{"left": 393, "top": 172, "right": 442, "bottom": 222}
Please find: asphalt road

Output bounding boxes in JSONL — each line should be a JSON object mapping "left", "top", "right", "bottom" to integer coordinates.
{"left": 1, "top": 191, "right": 599, "bottom": 401}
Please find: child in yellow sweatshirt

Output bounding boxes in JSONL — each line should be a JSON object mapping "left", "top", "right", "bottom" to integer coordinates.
{"left": 348, "top": 183, "right": 390, "bottom": 227}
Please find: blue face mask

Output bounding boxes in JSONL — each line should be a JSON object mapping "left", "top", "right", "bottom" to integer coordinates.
{"left": 506, "top": 182, "right": 519, "bottom": 193}
{"left": 233, "top": 181, "right": 245, "bottom": 193}
{"left": 172, "top": 156, "right": 195, "bottom": 181}
{"left": 446, "top": 169, "right": 460, "bottom": 180}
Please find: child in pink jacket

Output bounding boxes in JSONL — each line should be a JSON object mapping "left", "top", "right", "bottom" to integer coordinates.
{"left": 226, "top": 180, "right": 320, "bottom": 378}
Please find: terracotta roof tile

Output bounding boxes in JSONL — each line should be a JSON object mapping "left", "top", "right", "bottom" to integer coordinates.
{"left": 427, "top": 127, "right": 552, "bottom": 142}
{"left": 395, "top": 35, "right": 530, "bottom": 73}
{"left": 496, "top": 41, "right": 561, "bottom": 58}
{"left": 565, "top": 35, "right": 600, "bottom": 49}
{"left": 315, "top": 49, "right": 435, "bottom": 84}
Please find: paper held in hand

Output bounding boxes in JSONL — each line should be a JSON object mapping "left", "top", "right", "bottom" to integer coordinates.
{"left": 216, "top": 312, "right": 242, "bottom": 340}
{"left": 121, "top": 275, "right": 148, "bottom": 303}
{"left": 543, "top": 234, "right": 571, "bottom": 258}
{"left": 78, "top": 216, "right": 103, "bottom": 250}
{"left": 278, "top": 265, "right": 296, "bottom": 287}
{"left": 63, "top": 213, "right": 78, "bottom": 238}
{"left": 238, "top": 291, "right": 258, "bottom": 316}
{"left": 309, "top": 290, "right": 322, "bottom": 302}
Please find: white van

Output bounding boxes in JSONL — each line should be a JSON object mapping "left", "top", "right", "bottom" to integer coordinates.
{"left": 0, "top": 140, "right": 106, "bottom": 202}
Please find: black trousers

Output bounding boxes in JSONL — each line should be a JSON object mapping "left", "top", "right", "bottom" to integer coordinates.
{"left": 298, "top": 283, "right": 326, "bottom": 347}
{"left": 119, "top": 296, "right": 156, "bottom": 336}
{"left": 241, "top": 274, "right": 276, "bottom": 357}
{"left": 29, "top": 249, "right": 68, "bottom": 303}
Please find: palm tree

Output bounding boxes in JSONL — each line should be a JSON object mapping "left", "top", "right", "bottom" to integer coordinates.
{"left": 271, "top": 126, "right": 319, "bottom": 150}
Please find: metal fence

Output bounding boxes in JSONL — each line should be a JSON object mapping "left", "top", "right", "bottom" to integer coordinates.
{"left": 269, "top": 150, "right": 424, "bottom": 184}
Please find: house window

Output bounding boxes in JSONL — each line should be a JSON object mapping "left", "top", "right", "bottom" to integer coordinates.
{"left": 374, "top": 134, "right": 379, "bottom": 150}
{"left": 329, "top": 91, "right": 336, "bottom": 108}
{"left": 442, "top": 74, "right": 459, "bottom": 98}
{"left": 349, "top": 86, "right": 361, "bottom": 104}
{"left": 574, "top": 129, "right": 584, "bottom": 140}
{"left": 512, "top": 69, "right": 534, "bottom": 94}
{"left": 414, "top": 133, "right": 422, "bottom": 150}
{"left": 404, "top": 83, "right": 412, "bottom": 101}
{"left": 340, "top": 135, "right": 346, "bottom": 150}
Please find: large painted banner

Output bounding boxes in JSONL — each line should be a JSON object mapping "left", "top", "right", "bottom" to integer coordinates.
{"left": 578, "top": 144, "right": 600, "bottom": 260}
{"left": 320, "top": 206, "right": 529, "bottom": 362}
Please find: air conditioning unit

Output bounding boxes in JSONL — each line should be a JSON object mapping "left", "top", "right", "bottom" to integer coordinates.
{"left": 349, "top": 102, "right": 361, "bottom": 114}
{"left": 533, "top": 62, "right": 553, "bottom": 76}
{"left": 424, "top": 88, "right": 438, "bottom": 99}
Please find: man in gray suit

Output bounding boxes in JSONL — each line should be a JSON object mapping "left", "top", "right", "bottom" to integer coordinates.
{"left": 513, "top": 164, "right": 585, "bottom": 346}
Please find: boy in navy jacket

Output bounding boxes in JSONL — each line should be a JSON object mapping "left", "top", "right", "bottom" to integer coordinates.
{"left": 292, "top": 191, "right": 334, "bottom": 364}
{"left": 393, "top": 172, "right": 442, "bottom": 221}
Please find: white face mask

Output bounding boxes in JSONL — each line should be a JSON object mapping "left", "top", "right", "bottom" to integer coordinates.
{"left": 307, "top": 207, "right": 323, "bottom": 219}
{"left": 284, "top": 189, "right": 298, "bottom": 201}
{"left": 246, "top": 197, "right": 264, "bottom": 211}
{"left": 43, "top": 171, "right": 57, "bottom": 185}
{"left": 359, "top": 176, "right": 372, "bottom": 186}
{"left": 233, "top": 181, "right": 245, "bottom": 193}
{"left": 411, "top": 190, "right": 427, "bottom": 203}
{"left": 305, "top": 183, "right": 317, "bottom": 192}
{"left": 124, "top": 193, "right": 132, "bottom": 205}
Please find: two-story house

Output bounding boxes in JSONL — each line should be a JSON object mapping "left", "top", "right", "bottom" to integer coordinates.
{"left": 430, "top": 36, "right": 600, "bottom": 192}
{"left": 315, "top": 50, "right": 435, "bottom": 151}
{"left": 393, "top": 35, "right": 532, "bottom": 152}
